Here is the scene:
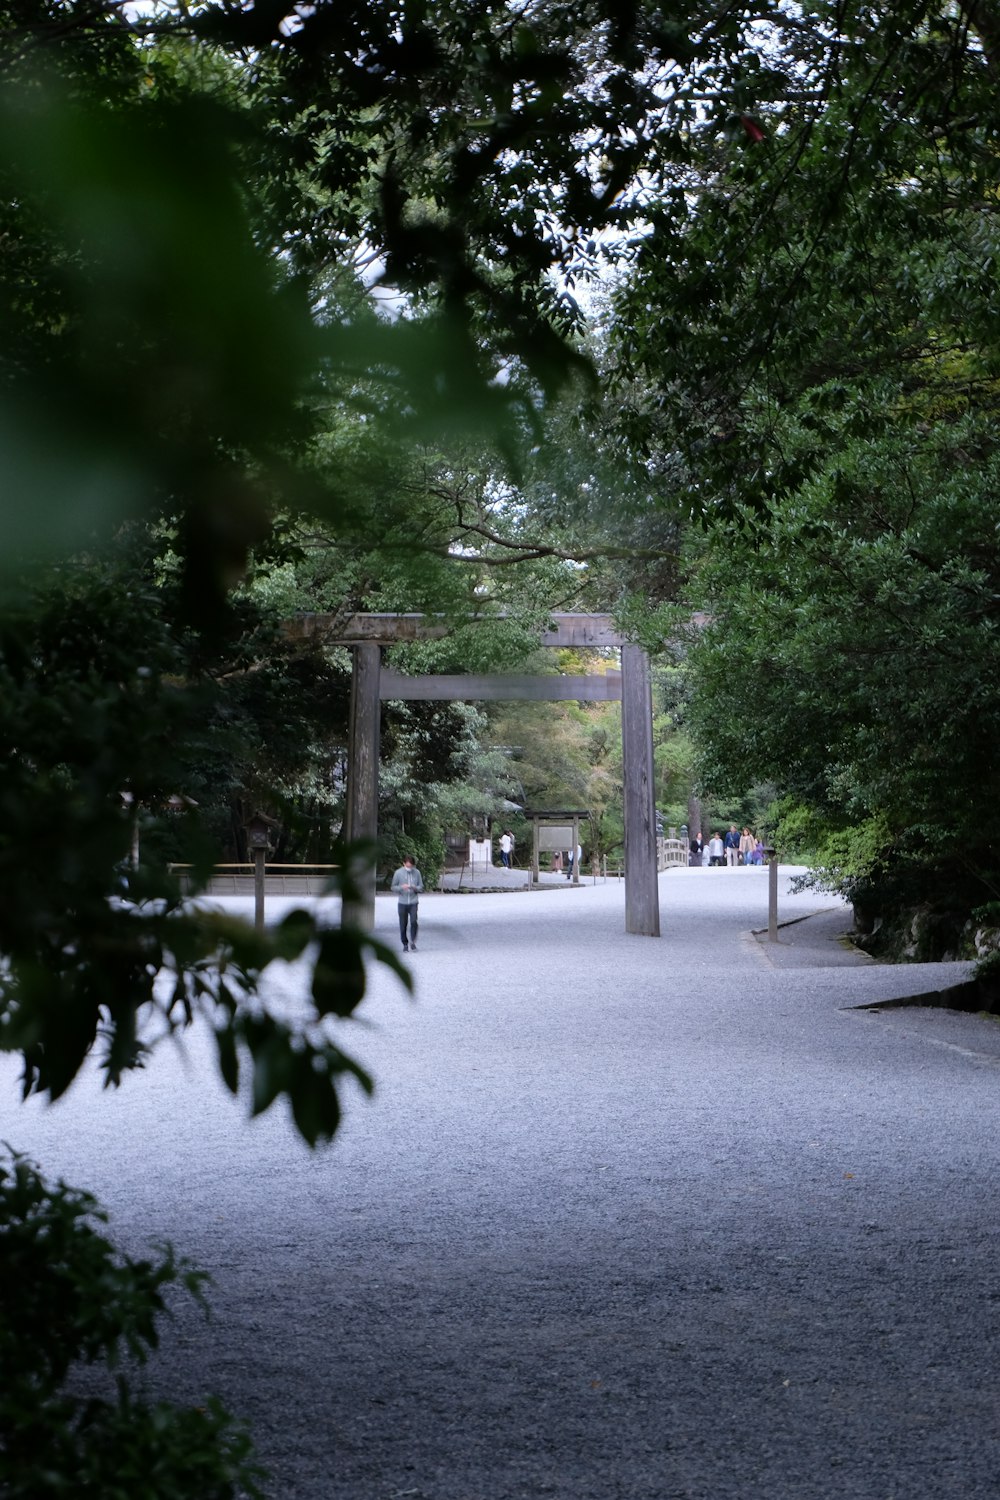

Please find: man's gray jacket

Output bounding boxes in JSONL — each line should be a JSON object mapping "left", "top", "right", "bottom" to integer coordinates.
{"left": 390, "top": 865, "right": 423, "bottom": 904}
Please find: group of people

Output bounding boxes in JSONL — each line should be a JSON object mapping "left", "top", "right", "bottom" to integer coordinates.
{"left": 550, "top": 843, "right": 584, "bottom": 878}
{"left": 500, "top": 831, "right": 584, "bottom": 878}
{"left": 688, "top": 825, "right": 766, "bottom": 868}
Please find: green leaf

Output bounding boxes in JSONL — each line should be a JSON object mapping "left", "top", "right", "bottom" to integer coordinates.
{"left": 311, "top": 929, "right": 367, "bottom": 1017}
{"left": 272, "top": 907, "right": 316, "bottom": 962}
{"left": 244, "top": 1018, "right": 295, "bottom": 1117}
{"left": 215, "top": 1026, "right": 240, "bottom": 1095}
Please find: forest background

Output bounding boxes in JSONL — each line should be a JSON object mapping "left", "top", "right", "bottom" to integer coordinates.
{"left": 4, "top": 0, "right": 1000, "bottom": 1491}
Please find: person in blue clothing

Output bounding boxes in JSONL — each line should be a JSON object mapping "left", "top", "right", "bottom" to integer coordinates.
{"left": 390, "top": 856, "right": 423, "bottom": 951}
{"left": 724, "top": 824, "right": 740, "bottom": 867}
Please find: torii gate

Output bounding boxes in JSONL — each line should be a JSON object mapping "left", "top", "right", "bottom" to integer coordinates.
{"left": 289, "top": 613, "right": 660, "bottom": 937}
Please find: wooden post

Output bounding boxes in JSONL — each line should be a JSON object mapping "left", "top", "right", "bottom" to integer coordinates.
{"left": 532, "top": 816, "right": 540, "bottom": 885}
{"left": 571, "top": 813, "right": 580, "bottom": 886}
{"left": 768, "top": 849, "right": 779, "bottom": 942}
{"left": 621, "top": 643, "right": 660, "bottom": 937}
{"left": 687, "top": 795, "right": 702, "bottom": 840}
{"left": 344, "top": 643, "right": 381, "bottom": 930}
{"left": 254, "top": 846, "right": 266, "bottom": 935}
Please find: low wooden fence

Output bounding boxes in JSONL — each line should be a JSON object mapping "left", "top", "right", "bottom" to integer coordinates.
{"left": 171, "top": 843, "right": 689, "bottom": 896}
{"left": 169, "top": 864, "right": 339, "bottom": 896}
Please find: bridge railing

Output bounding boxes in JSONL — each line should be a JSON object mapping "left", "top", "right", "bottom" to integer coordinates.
{"left": 658, "top": 838, "right": 688, "bottom": 871}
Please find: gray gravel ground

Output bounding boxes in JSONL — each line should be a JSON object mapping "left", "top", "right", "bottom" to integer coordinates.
{"left": 4, "top": 866, "right": 1000, "bottom": 1500}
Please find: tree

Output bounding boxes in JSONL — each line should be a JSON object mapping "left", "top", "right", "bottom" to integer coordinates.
{"left": 682, "top": 417, "right": 1000, "bottom": 922}
{"left": 601, "top": 3, "right": 1000, "bottom": 939}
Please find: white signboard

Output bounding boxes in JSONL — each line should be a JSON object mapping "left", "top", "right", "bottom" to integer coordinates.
{"left": 468, "top": 838, "right": 492, "bottom": 868}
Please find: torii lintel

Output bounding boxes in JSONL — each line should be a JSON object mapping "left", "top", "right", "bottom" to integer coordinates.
{"left": 288, "top": 611, "right": 626, "bottom": 649}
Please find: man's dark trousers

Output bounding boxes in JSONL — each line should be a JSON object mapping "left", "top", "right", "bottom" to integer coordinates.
{"left": 398, "top": 902, "right": 418, "bottom": 948}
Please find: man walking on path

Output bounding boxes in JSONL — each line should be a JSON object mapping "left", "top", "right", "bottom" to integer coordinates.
{"left": 724, "top": 824, "right": 740, "bottom": 867}
{"left": 390, "top": 855, "right": 423, "bottom": 951}
{"left": 499, "top": 830, "right": 514, "bottom": 869}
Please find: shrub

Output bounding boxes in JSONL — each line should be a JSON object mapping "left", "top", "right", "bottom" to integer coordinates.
{"left": 0, "top": 1149, "right": 264, "bottom": 1499}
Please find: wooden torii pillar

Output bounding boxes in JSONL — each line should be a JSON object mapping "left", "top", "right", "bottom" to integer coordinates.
{"left": 341, "top": 643, "right": 381, "bottom": 930}
{"left": 289, "top": 614, "right": 660, "bottom": 936}
{"left": 620, "top": 643, "right": 660, "bottom": 936}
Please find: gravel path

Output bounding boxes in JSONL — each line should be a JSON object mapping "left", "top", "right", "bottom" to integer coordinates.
{"left": 4, "top": 867, "right": 1000, "bottom": 1500}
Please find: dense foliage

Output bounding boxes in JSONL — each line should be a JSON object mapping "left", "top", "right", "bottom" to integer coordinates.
{"left": 606, "top": 2, "right": 1000, "bottom": 940}
{"left": 0, "top": 1149, "right": 264, "bottom": 1498}
{"left": 685, "top": 418, "right": 1000, "bottom": 918}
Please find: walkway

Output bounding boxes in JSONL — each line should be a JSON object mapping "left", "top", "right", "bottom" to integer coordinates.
{"left": 3, "top": 867, "right": 1000, "bottom": 1499}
